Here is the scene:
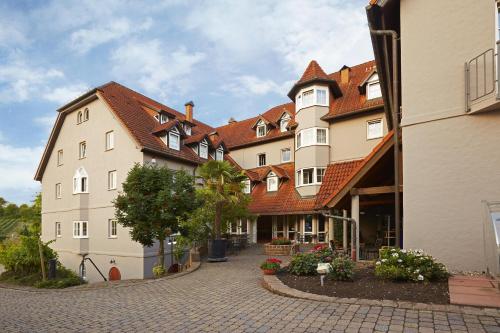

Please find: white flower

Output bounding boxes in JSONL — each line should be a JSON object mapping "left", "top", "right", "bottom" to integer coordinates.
{"left": 418, "top": 274, "right": 424, "bottom": 281}
{"left": 391, "top": 248, "right": 396, "bottom": 252}
{"left": 401, "top": 249, "right": 407, "bottom": 254}
{"left": 397, "top": 259, "right": 402, "bottom": 263}
{"left": 376, "top": 261, "right": 381, "bottom": 266}
{"left": 381, "top": 259, "right": 387, "bottom": 262}
{"left": 415, "top": 269, "right": 420, "bottom": 273}
{"left": 392, "top": 253, "right": 399, "bottom": 258}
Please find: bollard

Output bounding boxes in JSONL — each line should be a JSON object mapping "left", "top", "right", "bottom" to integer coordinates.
{"left": 48, "top": 258, "right": 57, "bottom": 280}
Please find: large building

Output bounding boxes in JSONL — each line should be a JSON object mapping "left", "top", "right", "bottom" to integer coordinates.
{"left": 35, "top": 59, "right": 391, "bottom": 281}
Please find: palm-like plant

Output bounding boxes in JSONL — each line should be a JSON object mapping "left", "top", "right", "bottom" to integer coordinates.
{"left": 198, "top": 160, "right": 247, "bottom": 239}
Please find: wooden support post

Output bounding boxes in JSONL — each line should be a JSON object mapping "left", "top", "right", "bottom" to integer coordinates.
{"left": 342, "top": 210, "right": 348, "bottom": 251}
{"left": 351, "top": 195, "right": 360, "bottom": 261}
{"left": 328, "top": 217, "right": 334, "bottom": 243}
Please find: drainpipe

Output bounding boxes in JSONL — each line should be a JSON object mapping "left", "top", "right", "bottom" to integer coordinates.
{"left": 370, "top": 29, "right": 401, "bottom": 248}
{"left": 321, "top": 211, "right": 357, "bottom": 261}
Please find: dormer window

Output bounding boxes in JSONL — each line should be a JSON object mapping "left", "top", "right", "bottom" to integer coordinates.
{"left": 367, "top": 74, "right": 382, "bottom": 100}
{"left": 280, "top": 113, "right": 291, "bottom": 132}
{"left": 256, "top": 120, "right": 266, "bottom": 137}
{"left": 184, "top": 124, "right": 192, "bottom": 135}
{"left": 159, "top": 113, "right": 168, "bottom": 124}
{"left": 215, "top": 147, "right": 224, "bottom": 161}
{"left": 267, "top": 172, "right": 278, "bottom": 192}
{"left": 243, "top": 179, "right": 251, "bottom": 194}
{"left": 199, "top": 141, "right": 208, "bottom": 159}
{"left": 168, "top": 127, "right": 180, "bottom": 150}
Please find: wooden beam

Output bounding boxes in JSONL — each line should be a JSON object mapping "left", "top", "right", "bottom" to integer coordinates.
{"left": 351, "top": 185, "right": 403, "bottom": 196}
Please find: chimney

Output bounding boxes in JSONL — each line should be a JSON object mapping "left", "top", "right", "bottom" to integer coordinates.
{"left": 184, "top": 101, "right": 194, "bottom": 122}
{"left": 340, "top": 66, "right": 351, "bottom": 84}
{"left": 228, "top": 117, "right": 237, "bottom": 124}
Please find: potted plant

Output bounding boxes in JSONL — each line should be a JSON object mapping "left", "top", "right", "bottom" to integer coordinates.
{"left": 260, "top": 258, "right": 282, "bottom": 275}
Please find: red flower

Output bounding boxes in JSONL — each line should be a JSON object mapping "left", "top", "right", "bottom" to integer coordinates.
{"left": 266, "top": 258, "right": 282, "bottom": 264}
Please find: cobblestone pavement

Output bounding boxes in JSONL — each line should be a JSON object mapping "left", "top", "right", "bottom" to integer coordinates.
{"left": 1, "top": 246, "right": 499, "bottom": 333}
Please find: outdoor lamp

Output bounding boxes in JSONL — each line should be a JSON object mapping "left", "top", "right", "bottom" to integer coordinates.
{"left": 316, "top": 263, "right": 332, "bottom": 287}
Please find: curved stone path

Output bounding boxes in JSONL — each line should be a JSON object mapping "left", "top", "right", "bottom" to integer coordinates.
{"left": 1, "top": 246, "right": 499, "bottom": 333}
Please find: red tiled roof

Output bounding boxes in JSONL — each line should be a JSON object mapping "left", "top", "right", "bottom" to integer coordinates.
{"left": 216, "top": 103, "right": 295, "bottom": 149}
{"left": 314, "top": 160, "right": 364, "bottom": 209}
{"left": 151, "top": 120, "right": 184, "bottom": 135}
{"left": 184, "top": 132, "right": 209, "bottom": 145}
{"left": 246, "top": 163, "right": 316, "bottom": 215}
{"left": 297, "top": 60, "right": 330, "bottom": 85}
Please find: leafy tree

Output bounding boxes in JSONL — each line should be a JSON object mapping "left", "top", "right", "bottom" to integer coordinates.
{"left": 187, "top": 161, "right": 251, "bottom": 241}
{"left": 114, "top": 164, "right": 196, "bottom": 269}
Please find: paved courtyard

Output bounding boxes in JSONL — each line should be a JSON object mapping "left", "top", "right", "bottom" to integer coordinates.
{"left": 1, "top": 246, "right": 499, "bottom": 333}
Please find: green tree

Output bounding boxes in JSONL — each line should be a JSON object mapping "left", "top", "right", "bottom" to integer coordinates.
{"left": 191, "top": 161, "right": 251, "bottom": 240}
{"left": 114, "top": 164, "right": 196, "bottom": 269}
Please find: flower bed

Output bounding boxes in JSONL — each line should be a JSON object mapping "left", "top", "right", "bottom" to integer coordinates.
{"left": 260, "top": 258, "right": 282, "bottom": 275}
{"left": 264, "top": 239, "right": 294, "bottom": 256}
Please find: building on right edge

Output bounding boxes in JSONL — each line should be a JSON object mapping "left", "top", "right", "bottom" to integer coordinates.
{"left": 366, "top": 0, "right": 500, "bottom": 274}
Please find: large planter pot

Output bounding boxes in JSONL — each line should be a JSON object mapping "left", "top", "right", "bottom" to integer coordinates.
{"left": 261, "top": 268, "right": 277, "bottom": 275}
{"left": 264, "top": 243, "right": 294, "bottom": 256}
{"left": 208, "top": 239, "right": 228, "bottom": 262}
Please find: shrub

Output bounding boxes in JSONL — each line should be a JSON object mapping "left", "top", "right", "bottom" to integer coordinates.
{"left": 152, "top": 265, "right": 166, "bottom": 278}
{"left": 260, "top": 258, "right": 282, "bottom": 271}
{"left": 34, "top": 266, "right": 83, "bottom": 289}
{"left": 288, "top": 252, "right": 319, "bottom": 276}
{"left": 375, "top": 248, "right": 448, "bottom": 282}
{"left": 329, "top": 255, "right": 355, "bottom": 281}
{"left": 270, "top": 238, "right": 292, "bottom": 245}
{"left": 0, "top": 235, "right": 56, "bottom": 275}
{"left": 310, "top": 244, "right": 334, "bottom": 263}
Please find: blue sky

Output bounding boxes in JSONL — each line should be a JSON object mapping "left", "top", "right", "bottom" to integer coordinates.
{"left": 0, "top": 0, "right": 374, "bottom": 205}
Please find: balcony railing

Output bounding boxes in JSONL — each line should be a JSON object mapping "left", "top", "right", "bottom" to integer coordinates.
{"left": 465, "top": 44, "right": 497, "bottom": 112}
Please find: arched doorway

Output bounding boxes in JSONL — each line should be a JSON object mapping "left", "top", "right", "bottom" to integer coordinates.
{"left": 108, "top": 267, "right": 121, "bottom": 281}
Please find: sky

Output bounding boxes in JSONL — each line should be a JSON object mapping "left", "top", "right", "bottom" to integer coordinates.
{"left": 0, "top": 0, "right": 374, "bottom": 205}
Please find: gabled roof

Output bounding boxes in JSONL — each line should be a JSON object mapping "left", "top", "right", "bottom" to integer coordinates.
{"left": 151, "top": 120, "right": 186, "bottom": 136}
{"left": 251, "top": 114, "right": 277, "bottom": 129}
{"left": 184, "top": 133, "right": 211, "bottom": 146}
{"left": 357, "top": 67, "right": 378, "bottom": 94}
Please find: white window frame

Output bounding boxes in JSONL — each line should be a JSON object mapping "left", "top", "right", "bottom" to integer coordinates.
{"left": 295, "top": 127, "right": 329, "bottom": 149}
{"left": 367, "top": 119, "right": 383, "bottom": 140}
{"left": 257, "top": 153, "right": 266, "bottom": 167}
{"left": 215, "top": 147, "right": 224, "bottom": 161}
{"left": 55, "top": 222, "right": 61, "bottom": 238}
{"left": 243, "top": 179, "right": 251, "bottom": 194}
{"left": 184, "top": 124, "right": 191, "bottom": 135}
{"left": 108, "top": 170, "right": 117, "bottom": 190}
{"left": 73, "top": 221, "right": 88, "bottom": 239}
{"left": 73, "top": 167, "right": 89, "bottom": 194}
{"left": 279, "top": 113, "right": 291, "bottom": 132}
{"left": 267, "top": 172, "right": 278, "bottom": 192}
{"left": 57, "top": 149, "right": 63, "bottom": 166}
{"left": 55, "top": 183, "right": 62, "bottom": 199}
{"left": 108, "top": 219, "right": 117, "bottom": 238}
{"left": 316, "top": 167, "right": 326, "bottom": 183}
{"left": 199, "top": 141, "right": 208, "bottom": 159}
{"left": 296, "top": 167, "right": 326, "bottom": 187}
{"left": 105, "top": 131, "right": 114, "bottom": 151}
{"left": 160, "top": 113, "right": 168, "bottom": 124}
{"left": 168, "top": 128, "right": 180, "bottom": 151}
{"left": 79, "top": 141, "right": 87, "bottom": 159}
{"left": 366, "top": 74, "right": 382, "bottom": 100}
{"left": 256, "top": 121, "right": 266, "bottom": 137}
{"left": 281, "top": 148, "right": 291, "bottom": 163}
{"left": 295, "top": 85, "right": 330, "bottom": 112}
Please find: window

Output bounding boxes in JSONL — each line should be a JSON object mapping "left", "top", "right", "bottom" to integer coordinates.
{"left": 316, "top": 168, "right": 326, "bottom": 183}
{"left": 258, "top": 153, "right": 266, "bottom": 167}
{"left": 108, "top": 219, "right": 117, "bottom": 238}
{"left": 57, "top": 150, "right": 63, "bottom": 166}
{"left": 267, "top": 172, "right": 278, "bottom": 192}
{"left": 296, "top": 127, "right": 329, "bottom": 149}
{"left": 55, "top": 222, "right": 61, "bottom": 237}
{"left": 296, "top": 94, "right": 302, "bottom": 110}
{"left": 367, "top": 119, "right": 383, "bottom": 139}
{"left": 215, "top": 148, "right": 224, "bottom": 161}
{"left": 105, "top": 131, "right": 114, "bottom": 150}
{"left": 296, "top": 167, "right": 326, "bottom": 187}
{"left": 184, "top": 124, "right": 191, "bottom": 135}
{"left": 83, "top": 108, "right": 89, "bottom": 121}
{"left": 316, "top": 89, "right": 327, "bottom": 105}
{"left": 281, "top": 148, "right": 291, "bottom": 162}
{"left": 79, "top": 141, "right": 86, "bottom": 159}
{"left": 77, "top": 111, "right": 83, "bottom": 124}
{"left": 73, "top": 221, "right": 88, "bottom": 238}
{"left": 367, "top": 74, "right": 382, "bottom": 100}
{"left": 159, "top": 113, "right": 168, "bottom": 124}
{"left": 168, "top": 128, "right": 180, "bottom": 150}
{"left": 108, "top": 170, "right": 117, "bottom": 190}
{"left": 302, "top": 89, "right": 314, "bottom": 107}
{"left": 199, "top": 142, "right": 208, "bottom": 159}
{"left": 73, "top": 167, "right": 89, "bottom": 194}
{"left": 55, "top": 183, "right": 62, "bottom": 199}
{"left": 280, "top": 114, "right": 291, "bottom": 132}
{"left": 256, "top": 121, "right": 266, "bottom": 137}
{"left": 243, "top": 179, "right": 251, "bottom": 194}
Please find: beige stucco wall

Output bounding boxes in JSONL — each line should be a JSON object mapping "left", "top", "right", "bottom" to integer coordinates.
{"left": 228, "top": 138, "right": 294, "bottom": 169}
{"left": 40, "top": 97, "right": 146, "bottom": 282}
{"left": 329, "top": 111, "right": 388, "bottom": 163}
{"left": 400, "top": 0, "right": 500, "bottom": 272}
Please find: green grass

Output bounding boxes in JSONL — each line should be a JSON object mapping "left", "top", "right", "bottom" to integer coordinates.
{"left": 0, "top": 218, "right": 21, "bottom": 241}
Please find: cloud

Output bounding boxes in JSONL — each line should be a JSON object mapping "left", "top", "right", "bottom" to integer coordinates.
{"left": 222, "top": 76, "right": 294, "bottom": 96}
{"left": 42, "top": 83, "right": 89, "bottom": 105}
{"left": 185, "top": 0, "right": 372, "bottom": 75}
{"left": 69, "top": 17, "right": 153, "bottom": 54}
{"left": 111, "top": 39, "right": 205, "bottom": 98}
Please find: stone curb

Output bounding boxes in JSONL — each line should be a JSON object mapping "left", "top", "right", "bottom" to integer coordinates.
{"left": 0, "top": 261, "right": 202, "bottom": 294}
{"left": 261, "top": 274, "right": 500, "bottom": 317}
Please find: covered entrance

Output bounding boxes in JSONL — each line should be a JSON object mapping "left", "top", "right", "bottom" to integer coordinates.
{"left": 257, "top": 215, "right": 273, "bottom": 243}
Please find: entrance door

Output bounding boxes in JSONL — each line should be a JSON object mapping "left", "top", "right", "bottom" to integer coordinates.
{"left": 109, "top": 267, "right": 121, "bottom": 281}
{"left": 257, "top": 216, "right": 273, "bottom": 243}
